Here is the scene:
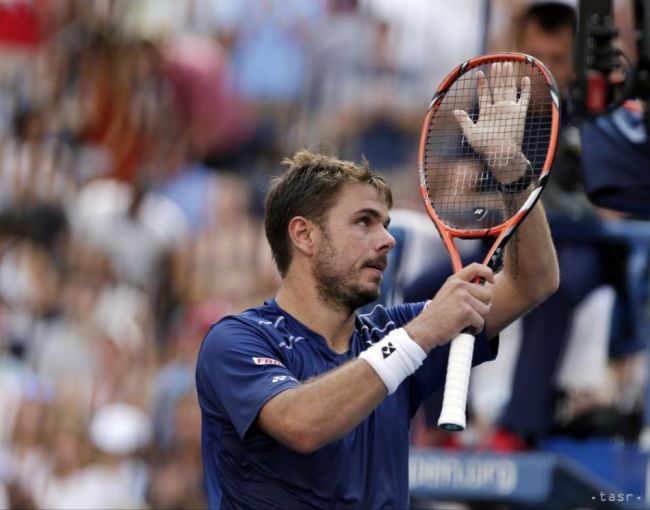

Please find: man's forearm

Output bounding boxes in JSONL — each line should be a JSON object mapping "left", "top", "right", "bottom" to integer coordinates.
{"left": 504, "top": 200, "right": 559, "bottom": 300}
{"left": 258, "top": 358, "right": 387, "bottom": 454}
{"left": 484, "top": 196, "right": 559, "bottom": 339}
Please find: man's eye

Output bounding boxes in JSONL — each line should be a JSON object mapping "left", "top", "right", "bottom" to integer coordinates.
{"left": 357, "top": 217, "right": 370, "bottom": 226}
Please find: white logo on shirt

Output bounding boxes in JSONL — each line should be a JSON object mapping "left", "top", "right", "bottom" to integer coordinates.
{"left": 272, "top": 375, "right": 297, "bottom": 383}
{"left": 252, "top": 357, "right": 285, "bottom": 367}
{"left": 279, "top": 335, "right": 304, "bottom": 350}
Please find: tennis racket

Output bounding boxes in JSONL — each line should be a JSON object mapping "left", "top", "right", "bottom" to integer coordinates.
{"left": 418, "top": 53, "right": 560, "bottom": 432}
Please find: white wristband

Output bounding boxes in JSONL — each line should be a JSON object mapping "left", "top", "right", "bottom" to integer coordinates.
{"left": 359, "top": 328, "right": 427, "bottom": 394}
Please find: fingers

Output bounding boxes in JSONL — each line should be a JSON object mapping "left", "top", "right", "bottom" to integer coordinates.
{"left": 490, "top": 62, "right": 518, "bottom": 103}
{"left": 411, "top": 264, "right": 494, "bottom": 349}
{"left": 449, "top": 282, "right": 491, "bottom": 333}
{"left": 503, "top": 62, "right": 516, "bottom": 100}
{"left": 518, "top": 75, "right": 531, "bottom": 111}
{"left": 456, "top": 262, "right": 495, "bottom": 285}
{"left": 466, "top": 300, "right": 488, "bottom": 334}
{"left": 492, "top": 62, "right": 502, "bottom": 102}
{"left": 469, "top": 282, "right": 492, "bottom": 305}
{"left": 447, "top": 265, "right": 494, "bottom": 332}
{"left": 446, "top": 275, "right": 492, "bottom": 308}
{"left": 477, "top": 70, "right": 490, "bottom": 112}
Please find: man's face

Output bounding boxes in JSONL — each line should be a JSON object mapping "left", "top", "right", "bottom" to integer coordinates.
{"left": 312, "top": 183, "right": 395, "bottom": 313}
{"left": 518, "top": 19, "right": 574, "bottom": 92}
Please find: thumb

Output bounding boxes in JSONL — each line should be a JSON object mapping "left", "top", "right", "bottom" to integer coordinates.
{"left": 453, "top": 109, "right": 474, "bottom": 140}
{"left": 458, "top": 262, "right": 495, "bottom": 284}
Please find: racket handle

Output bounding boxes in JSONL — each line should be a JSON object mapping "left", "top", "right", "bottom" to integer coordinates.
{"left": 437, "top": 332, "right": 475, "bottom": 432}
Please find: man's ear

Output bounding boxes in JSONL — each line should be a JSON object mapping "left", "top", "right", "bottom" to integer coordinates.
{"left": 287, "top": 216, "right": 320, "bottom": 258}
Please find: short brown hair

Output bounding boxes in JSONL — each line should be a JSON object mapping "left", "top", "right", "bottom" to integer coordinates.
{"left": 518, "top": 2, "right": 577, "bottom": 42}
{"left": 264, "top": 150, "right": 392, "bottom": 277}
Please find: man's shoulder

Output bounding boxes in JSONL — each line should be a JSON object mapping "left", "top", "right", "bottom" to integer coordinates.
{"left": 206, "top": 301, "right": 282, "bottom": 339}
{"left": 201, "top": 299, "right": 304, "bottom": 354}
{"left": 195, "top": 303, "right": 287, "bottom": 381}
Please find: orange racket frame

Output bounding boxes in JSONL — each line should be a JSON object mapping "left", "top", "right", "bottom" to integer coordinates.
{"left": 418, "top": 52, "right": 560, "bottom": 273}
{"left": 418, "top": 52, "right": 561, "bottom": 431}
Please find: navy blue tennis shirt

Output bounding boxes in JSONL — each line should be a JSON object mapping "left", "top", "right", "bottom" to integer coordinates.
{"left": 196, "top": 298, "right": 497, "bottom": 509}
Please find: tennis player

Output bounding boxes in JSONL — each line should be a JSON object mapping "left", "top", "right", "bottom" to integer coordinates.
{"left": 196, "top": 147, "right": 559, "bottom": 508}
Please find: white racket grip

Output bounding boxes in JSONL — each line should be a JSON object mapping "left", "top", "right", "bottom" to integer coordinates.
{"left": 437, "top": 332, "right": 475, "bottom": 432}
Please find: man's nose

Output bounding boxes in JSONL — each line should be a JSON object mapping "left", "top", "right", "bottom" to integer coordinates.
{"left": 378, "top": 228, "right": 396, "bottom": 253}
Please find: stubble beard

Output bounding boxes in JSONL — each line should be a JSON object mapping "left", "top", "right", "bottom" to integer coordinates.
{"left": 313, "top": 242, "right": 380, "bottom": 315}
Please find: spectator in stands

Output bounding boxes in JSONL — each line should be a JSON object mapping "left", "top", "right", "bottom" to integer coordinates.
{"left": 31, "top": 403, "right": 92, "bottom": 508}
{"left": 487, "top": 1, "right": 630, "bottom": 450}
{"left": 11, "top": 1, "right": 645, "bottom": 507}
{"left": 206, "top": 0, "right": 323, "bottom": 169}
{"left": 302, "top": 0, "right": 424, "bottom": 173}
{"left": 151, "top": 301, "right": 232, "bottom": 449}
{"left": 148, "top": 389, "right": 206, "bottom": 509}
{"left": 2, "top": 391, "right": 50, "bottom": 499}
{"left": 403, "top": 1, "right": 627, "bottom": 450}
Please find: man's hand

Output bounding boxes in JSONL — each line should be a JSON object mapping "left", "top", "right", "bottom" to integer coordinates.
{"left": 453, "top": 62, "right": 531, "bottom": 182}
{"left": 404, "top": 263, "right": 495, "bottom": 352}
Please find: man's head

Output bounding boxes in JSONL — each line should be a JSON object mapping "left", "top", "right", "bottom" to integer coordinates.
{"left": 265, "top": 150, "right": 393, "bottom": 277}
{"left": 516, "top": 2, "right": 577, "bottom": 92}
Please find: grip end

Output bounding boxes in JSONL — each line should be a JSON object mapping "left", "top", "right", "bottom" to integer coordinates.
{"left": 438, "top": 410, "right": 467, "bottom": 432}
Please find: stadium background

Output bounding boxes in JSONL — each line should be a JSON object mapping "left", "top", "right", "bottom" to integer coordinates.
{"left": 0, "top": 0, "right": 647, "bottom": 508}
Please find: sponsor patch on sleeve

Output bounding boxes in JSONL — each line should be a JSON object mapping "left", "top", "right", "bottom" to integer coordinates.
{"left": 252, "top": 357, "right": 285, "bottom": 368}
{"left": 272, "top": 375, "right": 298, "bottom": 383}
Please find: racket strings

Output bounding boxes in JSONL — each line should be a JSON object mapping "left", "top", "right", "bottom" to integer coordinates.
{"left": 423, "top": 59, "right": 553, "bottom": 230}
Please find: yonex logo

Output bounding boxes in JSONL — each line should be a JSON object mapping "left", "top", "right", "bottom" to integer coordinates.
{"left": 381, "top": 342, "right": 396, "bottom": 359}
{"left": 272, "top": 375, "right": 298, "bottom": 383}
{"left": 473, "top": 207, "right": 487, "bottom": 221}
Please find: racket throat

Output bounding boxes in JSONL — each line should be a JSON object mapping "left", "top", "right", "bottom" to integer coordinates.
{"left": 485, "top": 244, "right": 506, "bottom": 272}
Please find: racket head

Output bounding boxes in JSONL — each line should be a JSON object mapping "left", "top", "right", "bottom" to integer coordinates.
{"left": 418, "top": 52, "right": 560, "bottom": 271}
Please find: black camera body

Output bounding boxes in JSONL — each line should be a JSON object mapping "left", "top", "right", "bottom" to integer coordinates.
{"left": 572, "top": 0, "right": 650, "bottom": 120}
{"left": 571, "top": 0, "right": 650, "bottom": 215}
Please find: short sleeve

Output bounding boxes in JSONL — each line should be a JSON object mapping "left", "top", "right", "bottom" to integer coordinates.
{"left": 196, "top": 318, "right": 300, "bottom": 439}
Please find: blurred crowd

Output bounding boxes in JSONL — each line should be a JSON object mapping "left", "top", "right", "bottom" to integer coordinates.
{"left": 0, "top": 0, "right": 648, "bottom": 508}
{"left": 0, "top": 0, "right": 477, "bottom": 507}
